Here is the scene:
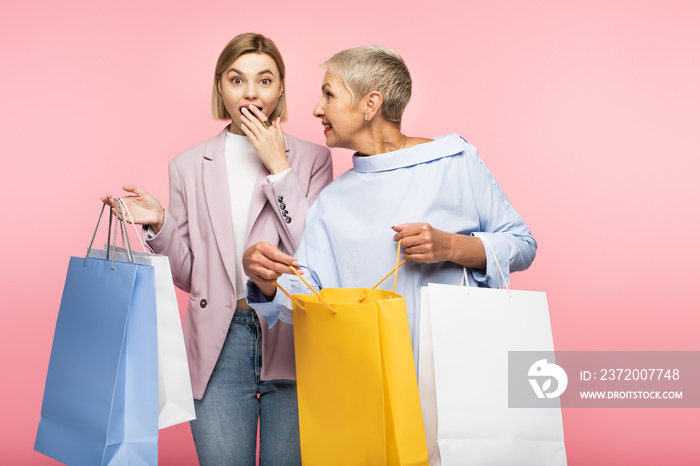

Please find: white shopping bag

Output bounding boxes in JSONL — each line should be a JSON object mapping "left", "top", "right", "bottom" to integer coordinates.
{"left": 419, "top": 239, "right": 566, "bottom": 466}
{"left": 90, "top": 199, "right": 196, "bottom": 429}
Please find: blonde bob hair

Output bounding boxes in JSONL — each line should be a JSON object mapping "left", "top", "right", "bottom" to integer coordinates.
{"left": 322, "top": 45, "right": 411, "bottom": 124}
{"left": 212, "top": 33, "right": 288, "bottom": 121}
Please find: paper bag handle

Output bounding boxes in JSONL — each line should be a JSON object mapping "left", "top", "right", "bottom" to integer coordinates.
{"left": 274, "top": 240, "right": 405, "bottom": 313}
{"left": 116, "top": 197, "right": 148, "bottom": 252}
{"left": 85, "top": 201, "right": 134, "bottom": 270}
{"left": 465, "top": 235, "right": 511, "bottom": 297}
{"left": 370, "top": 239, "right": 405, "bottom": 292}
{"left": 275, "top": 267, "right": 336, "bottom": 314}
{"left": 114, "top": 199, "right": 135, "bottom": 262}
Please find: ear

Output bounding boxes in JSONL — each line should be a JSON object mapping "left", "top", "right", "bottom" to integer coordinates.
{"left": 217, "top": 77, "right": 223, "bottom": 96}
{"left": 363, "top": 91, "right": 384, "bottom": 122}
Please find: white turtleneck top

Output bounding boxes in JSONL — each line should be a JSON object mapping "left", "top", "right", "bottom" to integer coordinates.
{"left": 225, "top": 132, "right": 289, "bottom": 300}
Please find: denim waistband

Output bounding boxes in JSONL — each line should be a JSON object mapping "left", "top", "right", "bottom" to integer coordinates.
{"left": 231, "top": 307, "right": 259, "bottom": 325}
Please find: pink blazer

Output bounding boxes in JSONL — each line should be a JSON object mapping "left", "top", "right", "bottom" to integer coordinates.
{"left": 147, "top": 127, "right": 333, "bottom": 399}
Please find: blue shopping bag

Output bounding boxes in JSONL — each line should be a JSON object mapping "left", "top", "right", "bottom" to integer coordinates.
{"left": 35, "top": 204, "right": 158, "bottom": 465}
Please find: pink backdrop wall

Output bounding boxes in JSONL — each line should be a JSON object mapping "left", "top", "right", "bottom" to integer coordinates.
{"left": 2, "top": 1, "right": 698, "bottom": 464}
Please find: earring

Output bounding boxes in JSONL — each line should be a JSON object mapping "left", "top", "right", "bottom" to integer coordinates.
{"left": 364, "top": 115, "right": 369, "bottom": 123}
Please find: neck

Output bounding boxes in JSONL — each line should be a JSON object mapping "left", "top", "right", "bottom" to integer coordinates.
{"left": 354, "top": 123, "right": 405, "bottom": 156}
{"left": 228, "top": 122, "right": 245, "bottom": 136}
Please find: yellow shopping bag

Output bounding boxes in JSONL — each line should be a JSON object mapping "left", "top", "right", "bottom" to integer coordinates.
{"left": 278, "top": 242, "right": 428, "bottom": 466}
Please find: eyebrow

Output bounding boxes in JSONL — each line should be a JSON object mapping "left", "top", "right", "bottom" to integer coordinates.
{"left": 321, "top": 83, "right": 331, "bottom": 91}
{"left": 228, "top": 68, "right": 276, "bottom": 76}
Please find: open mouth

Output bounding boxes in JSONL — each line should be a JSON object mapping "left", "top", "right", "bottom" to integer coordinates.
{"left": 322, "top": 122, "right": 332, "bottom": 134}
{"left": 239, "top": 105, "right": 263, "bottom": 114}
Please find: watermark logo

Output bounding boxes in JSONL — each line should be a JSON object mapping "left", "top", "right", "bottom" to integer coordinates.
{"left": 528, "top": 359, "right": 568, "bottom": 399}
{"left": 510, "top": 351, "right": 698, "bottom": 408}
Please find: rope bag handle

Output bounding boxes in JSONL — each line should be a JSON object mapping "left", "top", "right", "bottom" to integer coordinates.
{"left": 274, "top": 239, "right": 405, "bottom": 313}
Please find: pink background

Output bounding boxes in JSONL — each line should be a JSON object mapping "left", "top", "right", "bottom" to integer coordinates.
{"left": 2, "top": 0, "right": 698, "bottom": 464}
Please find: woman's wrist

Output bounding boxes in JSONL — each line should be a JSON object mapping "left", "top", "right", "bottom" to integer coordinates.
{"left": 259, "top": 282, "right": 278, "bottom": 301}
{"left": 448, "top": 234, "right": 487, "bottom": 269}
{"left": 151, "top": 208, "right": 166, "bottom": 235}
{"left": 266, "top": 159, "right": 292, "bottom": 176}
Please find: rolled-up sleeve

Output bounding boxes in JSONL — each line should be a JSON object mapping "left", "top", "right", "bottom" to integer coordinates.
{"left": 464, "top": 144, "right": 537, "bottom": 287}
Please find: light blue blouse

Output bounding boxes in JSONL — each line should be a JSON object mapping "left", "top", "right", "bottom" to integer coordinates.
{"left": 248, "top": 134, "right": 537, "bottom": 366}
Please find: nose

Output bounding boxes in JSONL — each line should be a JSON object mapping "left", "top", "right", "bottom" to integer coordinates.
{"left": 313, "top": 98, "right": 324, "bottom": 118}
{"left": 244, "top": 81, "right": 258, "bottom": 99}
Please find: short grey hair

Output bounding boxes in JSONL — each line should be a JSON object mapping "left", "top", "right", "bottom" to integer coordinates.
{"left": 322, "top": 45, "right": 411, "bottom": 124}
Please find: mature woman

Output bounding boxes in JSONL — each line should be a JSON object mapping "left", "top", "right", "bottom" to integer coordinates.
{"left": 102, "top": 33, "right": 332, "bottom": 465}
{"left": 243, "top": 45, "right": 536, "bottom": 365}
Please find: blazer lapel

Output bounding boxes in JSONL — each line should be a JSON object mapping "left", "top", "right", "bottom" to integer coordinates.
{"left": 202, "top": 129, "right": 238, "bottom": 291}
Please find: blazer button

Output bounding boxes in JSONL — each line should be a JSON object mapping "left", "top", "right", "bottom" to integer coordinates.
{"left": 285, "top": 217, "right": 292, "bottom": 224}
{"left": 277, "top": 196, "right": 284, "bottom": 203}
{"left": 200, "top": 299, "right": 207, "bottom": 308}
{"left": 282, "top": 210, "right": 289, "bottom": 217}
{"left": 279, "top": 202, "right": 286, "bottom": 210}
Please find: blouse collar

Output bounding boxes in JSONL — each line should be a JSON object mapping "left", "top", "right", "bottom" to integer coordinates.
{"left": 352, "top": 134, "right": 465, "bottom": 173}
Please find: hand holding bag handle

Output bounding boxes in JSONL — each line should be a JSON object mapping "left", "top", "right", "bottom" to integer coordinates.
{"left": 468, "top": 235, "right": 511, "bottom": 296}
{"left": 85, "top": 200, "right": 135, "bottom": 269}
{"left": 276, "top": 267, "right": 337, "bottom": 314}
{"left": 274, "top": 240, "right": 406, "bottom": 314}
{"left": 116, "top": 197, "right": 149, "bottom": 253}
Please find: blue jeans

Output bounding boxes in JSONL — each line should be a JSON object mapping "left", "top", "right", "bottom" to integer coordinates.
{"left": 190, "top": 308, "right": 301, "bottom": 465}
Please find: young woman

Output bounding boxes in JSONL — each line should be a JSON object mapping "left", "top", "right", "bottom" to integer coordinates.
{"left": 103, "top": 33, "right": 332, "bottom": 465}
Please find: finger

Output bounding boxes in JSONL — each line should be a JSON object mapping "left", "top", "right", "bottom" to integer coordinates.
{"left": 240, "top": 117, "right": 263, "bottom": 142}
{"left": 402, "top": 252, "right": 434, "bottom": 264}
{"left": 116, "top": 198, "right": 135, "bottom": 221}
{"left": 249, "top": 263, "right": 282, "bottom": 281}
{"left": 275, "top": 117, "right": 283, "bottom": 137}
{"left": 403, "top": 241, "right": 433, "bottom": 255}
{"left": 240, "top": 119, "right": 255, "bottom": 137}
{"left": 247, "top": 105, "right": 268, "bottom": 123}
{"left": 249, "top": 243, "right": 299, "bottom": 267}
{"left": 250, "top": 255, "right": 291, "bottom": 280}
{"left": 101, "top": 194, "right": 118, "bottom": 209}
{"left": 398, "top": 234, "right": 427, "bottom": 250}
{"left": 239, "top": 120, "right": 263, "bottom": 146}
{"left": 123, "top": 185, "right": 144, "bottom": 196}
{"left": 392, "top": 224, "right": 422, "bottom": 241}
{"left": 241, "top": 108, "right": 265, "bottom": 135}
{"left": 261, "top": 244, "right": 299, "bottom": 267}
